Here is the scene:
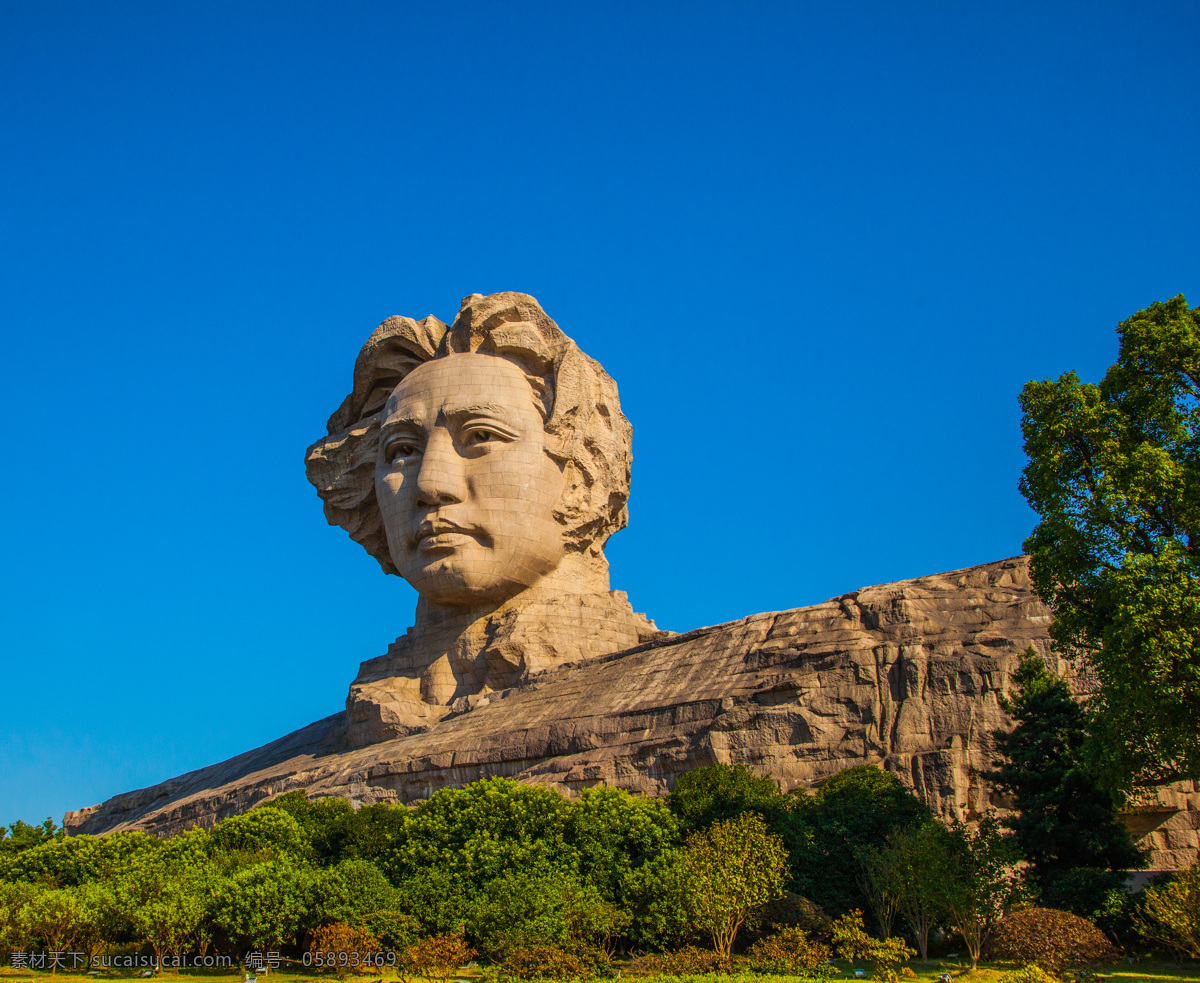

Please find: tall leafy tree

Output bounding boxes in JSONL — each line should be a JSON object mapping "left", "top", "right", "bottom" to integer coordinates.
{"left": 788, "top": 765, "right": 931, "bottom": 920}
{"left": 1019, "top": 294, "right": 1200, "bottom": 792}
{"left": 988, "top": 648, "right": 1144, "bottom": 915}
{"left": 0, "top": 882, "right": 38, "bottom": 956}
{"left": 678, "top": 812, "right": 787, "bottom": 960}
{"left": 211, "top": 859, "right": 317, "bottom": 954}
{"left": 0, "top": 820, "right": 62, "bottom": 856}
{"left": 666, "top": 763, "right": 789, "bottom": 834}
{"left": 940, "top": 817, "right": 1023, "bottom": 970}
{"left": 863, "top": 822, "right": 952, "bottom": 958}
{"left": 390, "top": 778, "right": 577, "bottom": 885}
{"left": 566, "top": 785, "right": 678, "bottom": 903}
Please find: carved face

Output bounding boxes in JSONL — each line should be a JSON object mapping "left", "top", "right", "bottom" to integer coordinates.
{"left": 375, "top": 353, "right": 567, "bottom": 605}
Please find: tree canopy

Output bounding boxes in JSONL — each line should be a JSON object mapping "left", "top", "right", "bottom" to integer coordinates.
{"left": 987, "top": 647, "right": 1144, "bottom": 916}
{"left": 1019, "top": 294, "right": 1200, "bottom": 791}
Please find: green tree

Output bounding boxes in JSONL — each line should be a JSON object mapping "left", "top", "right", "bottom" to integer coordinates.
{"left": 620, "top": 848, "right": 694, "bottom": 949}
{"left": 70, "top": 882, "right": 115, "bottom": 970}
{"left": 391, "top": 866, "right": 474, "bottom": 937}
{"left": 115, "top": 851, "right": 213, "bottom": 971}
{"left": 464, "top": 868, "right": 601, "bottom": 959}
{"left": 267, "top": 793, "right": 357, "bottom": 864}
{"left": 389, "top": 778, "right": 576, "bottom": 885}
{"left": 666, "top": 763, "right": 789, "bottom": 833}
{"left": 1019, "top": 294, "right": 1200, "bottom": 792}
{"left": 0, "top": 819, "right": 62, "bottom": 856}
{"left": 1134, "top": 863, "right": 1200, "bottom": 959}
{"left": 211, "top": 859, "right": 316, "bottom": 954}
{"left": 854, "top": 844, "right": 901, "bottom": 940}
{"left": 868, "top": 822, "right": 952, "bottom": 958}
{"left": 566, "top": 786, "right": 678, "bottom": 904}
{"left": 309, "top": 858, "right": 396, "bottom": 930}
{"left": 2, "top": 831, "right": 160, "bottom": 887}
{"left": 0, "top": 881, "right": 37, "bottom": 957}
{"left": 987, "top": 647, "right": 1144, "bottom": 915}
{"left": 941, "top": 817, "right": 1023, "bottom": 969}
{"left": 268, "top": 794, "right": 410, "bottom": 867}
{"left": 209, "top": 807, "right": 311, "bottom": 863}
{"left": 678, "top": 812, "right": 788, "bottom": 959}
{"left": 788, "top": 765, "right": 932, "bottom": 921}
{"left": 24, "top": 888, "right": 83, "bottom": 970}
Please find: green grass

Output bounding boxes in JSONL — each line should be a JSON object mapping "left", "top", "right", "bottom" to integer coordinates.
{"left": 0, "top": 961, "right": 1196, "bottom": 983}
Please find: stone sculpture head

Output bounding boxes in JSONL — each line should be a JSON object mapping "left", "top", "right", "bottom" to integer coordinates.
{"left": 306, "top": 292, "right": 632, "bottom": 609}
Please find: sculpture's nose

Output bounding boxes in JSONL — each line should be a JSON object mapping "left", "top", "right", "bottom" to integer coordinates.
{"left": 413, "top": 429, "right": 466, "bottom": 506}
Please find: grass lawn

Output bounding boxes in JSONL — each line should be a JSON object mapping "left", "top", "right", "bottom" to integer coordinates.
{"left": 0, "top": 960, "right": 1197, "bottom": 983}
{"left": 902, "top": 960, "right": 1200, "bottom": 983}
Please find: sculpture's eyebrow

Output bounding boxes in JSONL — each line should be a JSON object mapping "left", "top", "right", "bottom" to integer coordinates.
{"left": 379, "top": 414, "right": 424, "bottom": 434}
{"left": 440, "top": 402, "right": 522, "bottom": 427}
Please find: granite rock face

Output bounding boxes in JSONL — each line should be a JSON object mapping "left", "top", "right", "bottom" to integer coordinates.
{"left": 56, "top": 559, "right": 1029, "bottom": 827}
{"left": 62, "top": 554, "right": 1200, "bottom": 871}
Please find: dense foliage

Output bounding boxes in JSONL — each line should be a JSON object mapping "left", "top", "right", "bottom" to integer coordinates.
{"left": 1019, "top": 294, "right": 1200, "bottom": 792}
{"left": 987, "top": 647, "right": 1145, "bottom": 916}
{"left": 828, "top": 910, "right": 915, "bottom": 983}
{"left": 988, "top": 907, "right": 1120, "bottom": 972}
{"left": 0, "top": 763, "right": 1167, "bottom": 974}
{"left": 0, "top": 820, "right": 62, "bottom": 856}
{"left": 746, "top": 926, "right": 831, "bottom": 976}
{"left": 788, "top": 766, "right": 932, "bottom": 922}
{"left": 1134, "top": 864, "right": 1200, "bottom": 959}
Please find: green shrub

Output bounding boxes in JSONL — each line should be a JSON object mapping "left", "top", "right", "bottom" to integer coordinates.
{"left": 997, "top": 965, "right": 1061, "bottom": 983}
{"left": 658, "top": 945, "right": 731, "bottom": 975}
{"left": 1133, "top": 863, "right": 1200, "bottom": 958}
{"left": 989, "top": 907, "right": 1119, "bottom": 972}
{"left": 830, "top": 909, "right": 915, "bottom": 983}
{"left": 745, "top": 892, "right": 832, "bottom": 941}
{"left": 748, "top": 925, "right": 833, "bottom": 976}
{"left": 500, "top": 942, "right": 590, "bottom": 980}
{"left": 359, "top": 907, "right": 419, "bottom": 953}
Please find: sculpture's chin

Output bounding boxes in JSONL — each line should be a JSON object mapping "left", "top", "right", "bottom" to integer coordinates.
{"left": 403, "top": 559, "right": 533, "bottom": 608}
{"left": 398, "top": 542, "right": 567, "bottom": 608}
{"left": 418, "top": 581, "right": 524, "bottom": 607}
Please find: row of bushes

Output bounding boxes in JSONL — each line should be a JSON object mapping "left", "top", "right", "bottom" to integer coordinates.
{"left": 3, "top": 766, "right": 1199, "bottom": 975}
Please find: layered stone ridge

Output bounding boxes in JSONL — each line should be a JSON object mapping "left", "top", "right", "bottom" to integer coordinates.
{"left": 63, "top": 555, "right": 1199, "bottom": 871}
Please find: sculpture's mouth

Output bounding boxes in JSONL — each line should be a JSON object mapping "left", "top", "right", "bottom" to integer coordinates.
{"left": 418, "top": 532, "right": 479, "bottom": 553}
{"left": 410, "top": 517, "right": 491, "bottom": 552}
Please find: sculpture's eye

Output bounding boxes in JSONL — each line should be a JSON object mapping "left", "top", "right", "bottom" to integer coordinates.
{"left": 386, "top": 439, "right": 421, "bottom": 463}
{"left": 465, "top": 430, "right": 501, "bottom": 446}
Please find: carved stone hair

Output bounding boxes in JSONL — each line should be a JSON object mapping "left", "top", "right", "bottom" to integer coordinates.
{"left": 305, "top": 292, "right": 633, "bottom": 576}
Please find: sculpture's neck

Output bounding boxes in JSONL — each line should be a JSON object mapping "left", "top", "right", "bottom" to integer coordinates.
{"left": 343, "top": 552, "right": 662, "bottom": 747}
{"left": 400, "top": 551, "right": 660, "bottom": 704}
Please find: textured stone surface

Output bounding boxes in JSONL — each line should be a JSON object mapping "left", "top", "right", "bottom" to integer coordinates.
{"left": 62, "top": 554, "right": 1200, "bottom": 870}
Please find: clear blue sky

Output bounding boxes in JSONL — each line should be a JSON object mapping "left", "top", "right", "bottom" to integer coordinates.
{"left": 2, "top": 1, "right": 1197, "bottom": 829}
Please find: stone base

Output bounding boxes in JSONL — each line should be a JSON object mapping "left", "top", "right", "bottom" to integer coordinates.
{"left": 63, "top": 556, "right": 1199, "bottom": 872}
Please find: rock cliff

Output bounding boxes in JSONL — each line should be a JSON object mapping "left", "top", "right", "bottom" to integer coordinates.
{"left": 64, "top": 555, "right": 1199, "bottom": 871}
